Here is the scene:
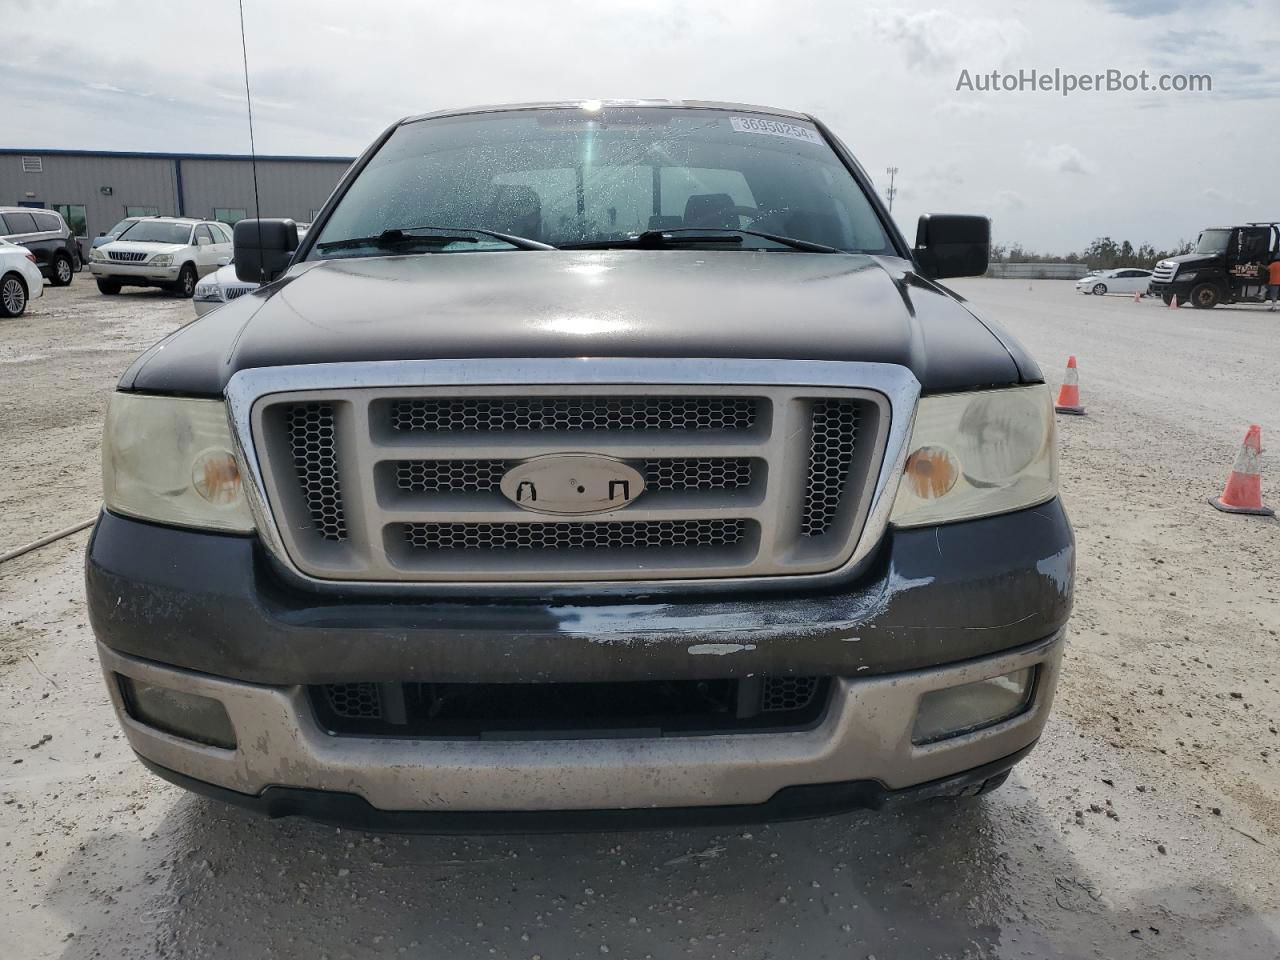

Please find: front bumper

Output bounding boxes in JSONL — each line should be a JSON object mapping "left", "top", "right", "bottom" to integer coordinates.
{"left": 87, "top": 501, "right": 1073, "bottom": 820}
{"left": 86, "top": 502, "right": 1073, "bottom": 685}
{"left": 100, "top": 632, "right": 1061, "bottom": 819}
{"left": 134, "top": 745, "right": 1033, "bottom": 832}
{"left": 90, "top": 262, "right": 180, "bottom": 283}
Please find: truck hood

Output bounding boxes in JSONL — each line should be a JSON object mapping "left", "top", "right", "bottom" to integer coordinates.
{"left": 1160, "top": 253, "right": 1218, "bottom": 268}
{"left": 122, "top": 251, "right": 1033, "bottom": 395}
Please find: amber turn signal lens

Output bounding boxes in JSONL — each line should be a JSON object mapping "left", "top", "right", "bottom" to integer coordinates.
{"left": 904, "top": 446, "right": 959, "bottom": 500}
{"left": 191, "top": 449, "right": 242, "bottom": 505}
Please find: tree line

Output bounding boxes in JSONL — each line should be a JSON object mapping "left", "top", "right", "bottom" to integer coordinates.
{"left": 990, "top": 237, "right": 1194, "bottom": 271}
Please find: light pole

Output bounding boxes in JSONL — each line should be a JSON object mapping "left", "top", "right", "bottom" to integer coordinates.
{"left": 885, "top": 166, "right": 899, "bottom": 213}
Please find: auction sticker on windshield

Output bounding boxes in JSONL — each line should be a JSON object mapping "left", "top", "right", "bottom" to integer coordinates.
{"left": 729, "top": 116, "right": 823, "bottom": 144}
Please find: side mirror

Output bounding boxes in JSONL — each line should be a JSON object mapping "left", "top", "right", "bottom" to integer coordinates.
{"left": 914, "top": 214, "right": 990, "bottom": 279}
{"left": 97, "top": 231, "right": 106, "bottom": 237}
{"left": 234, "top": 218, "right": 298, "bottom": 284}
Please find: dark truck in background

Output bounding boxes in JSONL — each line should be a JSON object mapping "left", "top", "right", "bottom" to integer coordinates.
{"left": 1150, "top": 222, "right": 1280, "bottom": 308}
{"left": 87, "top": 101, "right": 1073, "bottom": 830}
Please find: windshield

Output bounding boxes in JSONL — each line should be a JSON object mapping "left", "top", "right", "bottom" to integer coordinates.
{"left": 310, "top": 107, "right": 891, "bottom": 258}
{"left": 1195, "top": 229, "right": 1230, "bottom": 255}
{"left": 117, "top": 221, "right": 192, "bottom": 245}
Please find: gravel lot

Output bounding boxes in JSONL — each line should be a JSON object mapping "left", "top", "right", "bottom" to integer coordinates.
{"left": 1, "top": 275, "right": 1278, "bottom": 959}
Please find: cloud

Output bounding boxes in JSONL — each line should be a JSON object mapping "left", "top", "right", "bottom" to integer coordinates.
{"left": 2, "top": 0, "right": 1277, "bottom": 254}
{"left": 1028, "top": 144, "right": 1097, "bottom": 176}
{"left": 997, "top": 190, "right": 1026, "bottom": 211}
{"left": 932, "top": 99, "right": 995, "bottom": 120}
{"left": 871, "top": 9, "right": 1026, "bottom": 71}
{"left": 1101, "top": 0, "right": 1250, "bottom": 17}
{"left": 1203, "top": 188, "right": 1246, "bottom": 207}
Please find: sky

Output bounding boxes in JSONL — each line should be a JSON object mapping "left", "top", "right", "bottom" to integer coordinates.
{"left": 4, "top": 0, "right": 1278, "bottom": 253}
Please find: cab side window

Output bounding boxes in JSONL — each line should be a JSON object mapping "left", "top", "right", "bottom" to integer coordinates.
{"left": 33, "top": 212, "right": 62, "bottom": 233}
{"left": 1238, "top": 229, "right": 1269, "bottom": 260}
{"left": 194, "top": 225, "right": 214, "bottom": 245}
{"left": 3, "top": 211, "right": 38, "bottom": 235}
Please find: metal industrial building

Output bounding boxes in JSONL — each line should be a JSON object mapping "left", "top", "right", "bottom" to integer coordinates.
{"left": 0, "top": 148, "right": 353, "bottom": 243}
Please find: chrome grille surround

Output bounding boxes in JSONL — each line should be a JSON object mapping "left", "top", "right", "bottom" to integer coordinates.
{"left": 225, "top": 359, "right": 921, "bottom": 597}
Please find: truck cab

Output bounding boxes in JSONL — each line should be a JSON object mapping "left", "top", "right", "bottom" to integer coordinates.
{"left": 1150, "top": 222, "right": 1280, "bottom": 308}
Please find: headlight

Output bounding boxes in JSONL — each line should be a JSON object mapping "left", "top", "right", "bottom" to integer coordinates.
{"left": 90, "top": 248, "right": 106, "bottom": 262}
{"left": 1174, "top": 269, "right": 1197, "bottom": 282}
{"left": 102, "top": 394, "right": 254, "bottom": 532}
{"left": 891, "top": 385, "right": 1056, "bottom": 527}
{"left": 150, "top": 254, "right": 174, "bottom": 267}
{"left": 194, "top": 283, "right": 221, "bottom": 300}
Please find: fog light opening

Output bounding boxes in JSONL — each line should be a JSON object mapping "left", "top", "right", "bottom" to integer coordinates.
{"left": 117, "top": 675, "right": 237, "bottom": 750}
{"left": 912, "top": 667, "right": 1037, "bottom": 745}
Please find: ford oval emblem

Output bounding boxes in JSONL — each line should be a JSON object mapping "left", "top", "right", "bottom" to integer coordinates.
{"left": 500, "top": 454, "right": 646, "bottom": 515}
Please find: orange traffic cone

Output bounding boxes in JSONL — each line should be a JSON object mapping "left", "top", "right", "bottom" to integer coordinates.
{"left": 1210, "top": 425, "right": 1274, "bottom": 516}
{"left": 1133, "top": 290, "right": 1142, "bottom": 303}
{"left": 1168, "top": 292, "right": 1179, "bottom": 309}
{"left": 1054, "top": 356, "right": 1085, "bottom": 415}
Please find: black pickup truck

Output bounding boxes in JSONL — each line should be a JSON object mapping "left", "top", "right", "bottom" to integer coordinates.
{"left": 1149, "top": 222, "right": 1280, "bottom": 308}
{"left": 87, "top": 100, "right": 1072, "bottom": 831}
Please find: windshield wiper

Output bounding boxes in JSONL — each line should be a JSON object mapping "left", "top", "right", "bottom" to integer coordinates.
{"left": 561, "top": 228, "right": 843, "bottom": 254}
{"left": 316, "top": 225, "right": 556, "bottom": 253}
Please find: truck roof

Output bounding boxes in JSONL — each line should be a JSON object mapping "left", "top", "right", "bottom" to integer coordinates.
{"left": 402, "top": 99, "right": 813, "bottom": 125}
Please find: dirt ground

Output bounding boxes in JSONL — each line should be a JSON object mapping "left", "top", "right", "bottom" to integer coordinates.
{"left": 1, "top": 275, "right": 1277, "bottom": 959}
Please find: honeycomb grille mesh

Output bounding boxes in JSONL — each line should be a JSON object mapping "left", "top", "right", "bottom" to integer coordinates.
{"left": 761, "top": 676, "right": 819, "bottom": 713}
{"left": 397, "top": 459, "right": 511, "bottom": 493}
{"left": 325, "top": 683, "right": 381, "bottom": 719}
{"left": 390, "top": 396, "right": 758, "bottom": 433}
{"left": 395, "top": 458, "right": 753, "bottom": 493}
{"left": 800, "top": 400, "right": 859, "bottom": 537}
{"left": 285, "top": 402, "right": 347, "bottom": 542}
{"left": 643, "top": 458, "right": 752, "bottom": 491}
{"left": 401, "top": 519, "right": 746, "bottom": 552}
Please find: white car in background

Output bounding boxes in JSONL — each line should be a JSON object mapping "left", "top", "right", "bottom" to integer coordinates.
{"left": 192, "top": 222, "right": 309, "bottom": 316}
{"left": 1075, "top": 268, "right": 1153, "bottom": 296}
{"left": 89, "top": 217, "right": 233, "bottom": 297}
{"left": 0, "top": 238, "right": 45, "bottom": 317}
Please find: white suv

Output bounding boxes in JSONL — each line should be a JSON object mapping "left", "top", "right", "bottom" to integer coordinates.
{"left": 89, "top": 217, "right": 232, "bottom": 297}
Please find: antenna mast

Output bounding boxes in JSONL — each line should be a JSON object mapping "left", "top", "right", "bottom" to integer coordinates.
{"left": 237, "top": 0, "right": 264, "bottom": 279}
